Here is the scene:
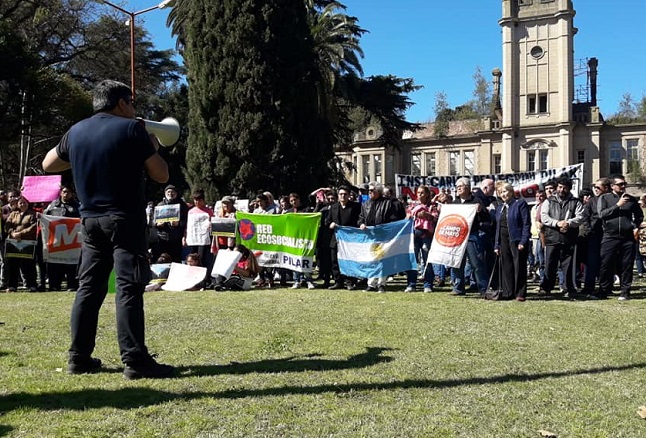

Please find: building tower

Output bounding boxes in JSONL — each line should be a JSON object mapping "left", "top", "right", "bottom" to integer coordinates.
{"left": 499, "top": 0, "right": 576, "bottom": 172}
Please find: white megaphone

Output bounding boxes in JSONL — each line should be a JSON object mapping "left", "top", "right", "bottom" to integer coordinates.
{"left": 142, "top": 117, "right": 180, "bottom": 147}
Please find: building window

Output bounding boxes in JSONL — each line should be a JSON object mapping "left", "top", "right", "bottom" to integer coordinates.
{"left": 493, "top": 154, "right": 501, "bottom": 174}
{"left": 528, "top": 93, "right": 548, "bottom": 114}
{"left": 425, "top": 152, "right": 436, "bottom": 175}
{"left": 361, "top": 155, "right": 370, "bottom": 183}
{"left": 463, "top": 150, "right": 475, "bottom": 176}
{"left": 626, "top": 139, "right": 639, "bottom": 161}
{"left": 449, "top": 151, "right": 459, "bottom": 175}
{"left": 411, "top": 153, "right": 421, "bottom": 176}
{"left": 539, "top": 150, "right": 548, "bottom": 170}
{"left": 373, "top": 154, "right": 382, "bottom": 183}
{"left": 609, "top": 141, "right": 622, "bottom": 175}
{"left": 577, "top": 150, "right": 585, "bottom": 165}
{"left": 527, "top": 150, "right": 548, "bottom": 171}
{"left": 528, "top": 152, "right": 536, "bottom": 171}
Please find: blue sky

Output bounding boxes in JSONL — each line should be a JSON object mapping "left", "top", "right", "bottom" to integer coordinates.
{"left": 138, "top": 0, "right": 644, "bottom": 123}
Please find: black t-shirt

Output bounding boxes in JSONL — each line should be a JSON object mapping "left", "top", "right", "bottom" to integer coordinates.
{"left": 56, "top": 113, "right": 155, "bottom": 219}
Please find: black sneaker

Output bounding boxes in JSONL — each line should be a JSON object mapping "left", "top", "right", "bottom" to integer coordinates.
{"left": 68, "top": 357, "right": 102, "bottom": 374}
{"left": 123, "top": 355, "right": 175, "bottom": 380}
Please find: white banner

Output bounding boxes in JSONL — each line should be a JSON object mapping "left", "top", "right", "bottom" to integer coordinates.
{"left": 40, "top": 215, "right": 82, "bottom": 264}
{"left": 396, "top": 163, "right": 584, "bottom": 201}
{"left": 427, "top": 204, "right": 478, "bottom": 269}
{"left": 211, "top": 249, "right": 242, "bottom": 279}
{"left": 162, "top": 263, "right": 207, "bottom": 291}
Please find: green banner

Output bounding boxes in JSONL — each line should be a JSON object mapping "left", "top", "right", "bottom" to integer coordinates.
{"left": 236, "top": 212, "right": 320, "bottom": 272}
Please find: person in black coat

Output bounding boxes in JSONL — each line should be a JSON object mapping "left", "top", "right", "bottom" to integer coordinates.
{"left": 494, "top": 183, "right": 531, "bottom": 301}
{"left": 325, "top": 186, "right": 361, "bottom": 290}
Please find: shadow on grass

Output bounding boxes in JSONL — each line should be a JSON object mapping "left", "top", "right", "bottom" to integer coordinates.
{"left": 177, "top": 346, "right": 394, "bottom": 376}
{"left": 2, "top": 361, "right": 646, "bottom": 425}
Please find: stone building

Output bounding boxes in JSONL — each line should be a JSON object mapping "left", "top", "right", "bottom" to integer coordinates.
{"left": 338, "top": 0, "right": 646, "bottom": 192}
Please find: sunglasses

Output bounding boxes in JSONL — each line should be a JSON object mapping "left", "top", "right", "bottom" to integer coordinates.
{"left": 614, "top": 182, "right": 626, "bottom": 186}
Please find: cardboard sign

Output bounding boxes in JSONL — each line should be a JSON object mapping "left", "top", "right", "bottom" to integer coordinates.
{"left": 21, "top": 175, "right": 61, "bottom": 203}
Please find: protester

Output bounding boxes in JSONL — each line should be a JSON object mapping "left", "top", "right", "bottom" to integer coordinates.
{"left": 450, "top": 177, "right": 491, "bottom": 296}
{"left": 404, "top": 185, "right": 438, "bottom": 293}
{"left": 155, "top": 184, "right": 189, "bottom": 263}
{"left": 596, "top": 175, "right": 643, "bottom": 300}
{"left": 539, "top": 177, "right": 584, "bottom": 299}
{"left": 358, "top": 182, "right": 398, "bottom": 292}
{"left": 326, "top": 186, "right": 361, "bottom": 290}
{"left": 42, "top": 79, "right": 174, "bottom": 379}
{"left": 4, "top": 196, "right": 39, "bottom": 292}
{"left": 43, "top": 184, "right": 81, "bottom": 291}
{"left": 213, "top": 244, "right": 260, "bottom": 291}
{"left": 494, "top": 183, "right": 531, "bottom": 301}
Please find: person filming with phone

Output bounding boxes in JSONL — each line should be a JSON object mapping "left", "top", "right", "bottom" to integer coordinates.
{"left": 596, "top": 175, "right": 644, "bottom": 301}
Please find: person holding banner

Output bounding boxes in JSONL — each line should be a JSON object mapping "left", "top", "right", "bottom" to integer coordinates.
{"left": 0, "top": 190, "right": 20, "bottom": 289}
{"left": 326, "top": 186, "right": 361, "bottom": 290}
{"left": 358, "top": 182, "right": 398, "bottom": 292}
{"left": 405, "top": 185, "right": 438, "bottom": 293}
{"left": 155, "top": 185, "right": 189, "bottom": 263}
{"left": 4, "top": 196, "right": 39, "bottom": 292}
{"left": 43, "top": 184, "right": 81, "bottom": 291}
{"left": 450, "top": 178, "right": 491, "bottom": 296}
{"left": 42, "top": 79, "right": 174, "bottom": 379}
{"left": 494, "top": 183, "right": 531, "bottom": 301}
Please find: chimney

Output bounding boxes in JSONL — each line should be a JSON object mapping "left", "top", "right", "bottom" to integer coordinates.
{"left": 588, "top": 57, "right": 598, "bottom": 106}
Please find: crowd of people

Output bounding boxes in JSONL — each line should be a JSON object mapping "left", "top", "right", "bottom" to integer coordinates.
{"left": 2, "top": 174, "right": 645, "bottom": 303}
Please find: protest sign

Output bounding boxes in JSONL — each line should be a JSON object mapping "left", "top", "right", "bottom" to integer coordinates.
{"left": 211, "top": 217, "right": 236, "bottom": 238}
{"left": 427, "top": 204, "right": 478, "bottom": 268}
{"left": 162, "top": 263, "right": 207, "bottom": 291}
{"left": 154, "top": 204, "right": 180, "bottom": 224}
{"left": 335, "top": 219, "right": 416, "bottom": 279}
{"left": 21, "top": 175, "right": 61, "bottom": 203}
{"left": 395, "top": 163, "right": 584, "bottom": 201}
{"left": 4, "top": 239, "right": 37, "bottom": 259}
{"left": 211, "top": 249, "right": 243, "bottom": 279}
{"left": 236, "top": 212, "right": 320, "bottom": 273}
{"left": 40, "top": 215, "right": 82, "bottom": 264}
{"left": 186, "top": 211, "right": 212, "bottom": 246}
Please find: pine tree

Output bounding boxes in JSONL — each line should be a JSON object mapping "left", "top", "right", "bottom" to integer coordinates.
{"left": 175, "top": 0, "right": 333, "bottom": 201}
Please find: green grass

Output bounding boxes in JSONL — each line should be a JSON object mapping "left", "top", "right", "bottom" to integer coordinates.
{"left": 1, "top": 280, "right": 646, "bottom": 437}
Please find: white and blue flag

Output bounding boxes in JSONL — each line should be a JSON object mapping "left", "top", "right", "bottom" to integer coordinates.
{"left": 336, "top": 219, "right": 417, "bottom": 279}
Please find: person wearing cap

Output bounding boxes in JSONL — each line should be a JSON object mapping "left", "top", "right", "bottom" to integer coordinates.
{"left": 539, "top": 177, "right": 584, "bottom": 299}
{"left": 154, "top": 184, "right": 189, "bottom": 263}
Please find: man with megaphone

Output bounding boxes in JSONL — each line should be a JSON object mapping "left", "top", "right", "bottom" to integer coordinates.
{"left": 42, "top": 79, "right": 175, "bottom": 380}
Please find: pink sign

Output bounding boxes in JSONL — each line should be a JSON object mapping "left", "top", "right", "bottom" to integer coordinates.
{"left": 21, "top": 175, "right": 62, "bottom": 203}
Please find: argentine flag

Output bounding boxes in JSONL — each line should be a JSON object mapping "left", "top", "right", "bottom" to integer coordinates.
{"left": 336, "top": 219, "right": 417, "bottom": 279}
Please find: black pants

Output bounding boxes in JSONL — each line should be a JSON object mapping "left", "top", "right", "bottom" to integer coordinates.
{"left": 6, "top": 256, "right": 37, "bottom": 289}
{"left": 69, "top": 215, "right": 151, "bottom": 365}
{"left": 599, "top": 236, "right": 635, "bottom": 298}
{"left": 500, "top": 232, "right": 528, "bottom": 298}
{"left": 540, "top": 243, "right": 576, "bottom": 294}
{"left": 48, "top": 262, "right": 79, "bottom": 291}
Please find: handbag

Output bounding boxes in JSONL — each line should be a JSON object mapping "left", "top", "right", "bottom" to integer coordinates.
{"left": 483, "top": 254, "right": 506, "bottom": 300}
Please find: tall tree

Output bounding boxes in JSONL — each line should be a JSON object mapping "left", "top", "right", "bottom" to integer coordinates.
{"left": 172, "top": 0, "right": 331, "bottom": 201}
{"left": 471, "top": 65, "right": 492, "bottom": 117}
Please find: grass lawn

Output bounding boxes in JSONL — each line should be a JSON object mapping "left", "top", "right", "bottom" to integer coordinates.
{"left": 1, "top": 278, "right": 646, "bottom": 437}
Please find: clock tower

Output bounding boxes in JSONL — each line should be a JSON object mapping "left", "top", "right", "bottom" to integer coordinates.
{"left": 499, "top": 0, "right": 576, "bottom": 172}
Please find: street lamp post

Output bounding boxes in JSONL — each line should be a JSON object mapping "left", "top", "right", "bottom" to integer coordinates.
{"left": 96, "top": 0, "right": 175, "bottom": 100}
